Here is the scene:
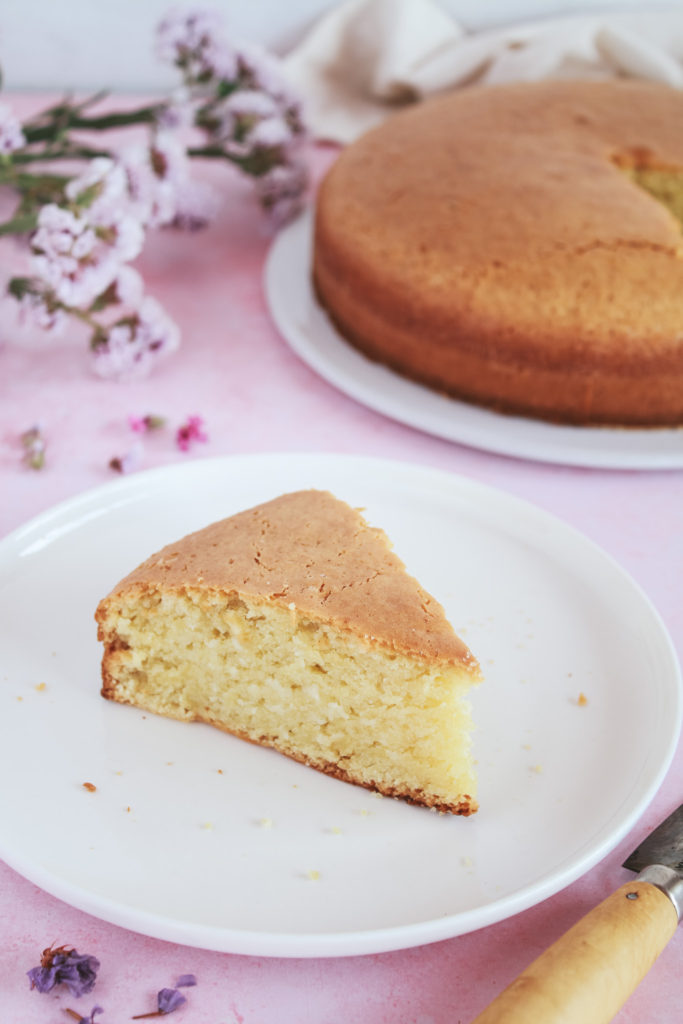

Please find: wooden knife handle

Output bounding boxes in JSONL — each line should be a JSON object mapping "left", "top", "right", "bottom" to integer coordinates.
{"left": 471, "top": 880, "right": 678, "bottom": 1024}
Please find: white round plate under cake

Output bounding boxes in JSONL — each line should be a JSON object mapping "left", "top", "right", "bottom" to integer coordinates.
{"left": 264, "top": 211, "right": 683, "bottom": 470}
{"left": 0, "top": 454, "right": 680, "bottom": 956}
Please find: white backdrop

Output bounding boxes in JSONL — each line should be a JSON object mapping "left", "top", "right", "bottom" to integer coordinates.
{"left": 1, "top": 0, "right": 681, "bottom": 91}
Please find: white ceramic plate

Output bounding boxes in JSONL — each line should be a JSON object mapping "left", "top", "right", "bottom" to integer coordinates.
{"left": 264, "top": 212, "right": 683, "bottom": 470}
{"left": 0, "top": 454, "right": 680, "bottom": 956}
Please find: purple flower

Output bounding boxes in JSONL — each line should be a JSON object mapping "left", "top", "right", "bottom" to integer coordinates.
{"left": 158, "top": 988, "right": 187, "bottom": 1013}
{"left": 30, "top": 201, "right": 144, "bottom": 309}
{"left": 18, "top": 290, "right": 66, "bottom": 335}
{"left": 91, "top": 297, "right": 180, "bottom": 382}
{"left": 156, "top": 9, "right": 237, "bottom": 82}
{"left": 0, "top": 100, "right": 26, "bottom": 154}
{"left": 176, "top": 415, "right": 208, "bottom": 451}
{"left": 175, "top": 974, "right": 197, "bottom": 988}
{"left": 27, "top": 945, "right": 99, "bottom": 997}
{"left": 255, "top": 161, "right": 308, "bottom": 228}
{"left": 132, "top": 975, "right": 197, "bottom": 1018}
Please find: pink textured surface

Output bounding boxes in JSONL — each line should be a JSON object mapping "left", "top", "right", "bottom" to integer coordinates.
{"left": 2, "top": 99, "right": 683, "bottom": 1023}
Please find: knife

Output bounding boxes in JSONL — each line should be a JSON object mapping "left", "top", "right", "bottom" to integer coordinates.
{"left": 471, "top": 803, "right": 683, "bottom": 1024}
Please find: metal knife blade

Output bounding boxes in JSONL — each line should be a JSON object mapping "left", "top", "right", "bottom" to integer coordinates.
{"left": 622, "top": 803, "right": 683, "bottom": 874}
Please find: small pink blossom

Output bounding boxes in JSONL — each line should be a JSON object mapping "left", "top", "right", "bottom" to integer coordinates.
{"left": 18, "top": 292, "right": 66, "bottom": 335}
{"left": 91, "top": 297, "right": 180, "bottom": 382}
{"left": 171, "top": 178, "right": 221, "bottom": 230}
{"left": 156, "top": 9, "right": 237, "bottom": 82}
{"left": 128, "top": 413, "right": 166, "bottom": 433}
{"left": 109, "top": 440, "right": 144, "bottom": 474}
{"left": 20, "top": 425, "right": 46, "bottom": 470}
{"left": 0, "top": 100, "right": 26, "bottom": 154}
{"left": 30, "top": 202, "right": 144, "bottom": 309}
{"left": 176, "top": 415, "right": 208, "bottom": 452}
{"left": 255, "top": 161, "right": 308, "bottom": 228}
{"left": 65, "top": 157, "right": 129, "bottom": 221}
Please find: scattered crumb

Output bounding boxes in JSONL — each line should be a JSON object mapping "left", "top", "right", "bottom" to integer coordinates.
{"left": 522, "top": 743, "right": 532, "bottom": 751}
{"left": 125, "top": 806, "right": 131, "bottom": 813}
{"left": 259, "top": 817, "right": 273, "bottom": 829}
{"left": 166, "top": 761, "right": 174, "bottom": 766}
{"left": 201, "top": 822, "right": 214, "bottom": 831}
{"left": 329, "top": 826, "right": 343, "bottom": 836}
{"left": 531, "top": 764, "right": 543, "bottom": 774}
{"left": 115, "top": 770, "right": 123, "bottom": 776}
{"left": 217, "top": 769, "right": 224, "bottom": 774}
{"left": 567, "top": 672, "right": 573, "bottom": 678}
{"left": 577, "top": 692, "right": 588, "bottom": 706}
{"left": 82, "top": 782, "right": 97, "bottom": 792}
{"left": 461, "top": 855, "right": 473, "bottom": 868}
{"left": 306, "top": 869, "right": 320, "bottom": 881}
{"left": 359, "top": 808, "right": 370, "bottom": 817}
{"left": 372, "top": 791, "right": 384, "bottom": 800}
{"left": 35, "top": 682, "right": 46, "bottom": 692}
{"left": 16, "top": 696, "right": 23, "bottom": 702}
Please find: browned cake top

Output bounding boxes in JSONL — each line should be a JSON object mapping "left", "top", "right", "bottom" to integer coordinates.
{"left": 315, "top": 79, "right": 683, "bottom": 361}
{"left": 105, "top": 489, "right": 479, "bottom": 669}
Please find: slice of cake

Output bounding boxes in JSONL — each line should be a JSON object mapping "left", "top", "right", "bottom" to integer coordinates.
{"left": 96, "top": 490, "right": 482, "bottom": 814}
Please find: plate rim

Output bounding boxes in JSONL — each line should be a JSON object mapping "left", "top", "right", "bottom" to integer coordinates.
{"left": 0, "top": 452, "right": 681, "bottom": 956}
{"left": 264, "top": 210, "right": 683, "bottom": 471}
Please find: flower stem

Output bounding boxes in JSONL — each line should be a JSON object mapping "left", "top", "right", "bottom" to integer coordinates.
{"left": 22, "top": 103, "right": 164, "bottom": 144}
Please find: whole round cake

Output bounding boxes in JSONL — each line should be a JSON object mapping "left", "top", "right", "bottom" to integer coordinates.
{"left": 312, "top": 79, "right": 683, "bottom": 426}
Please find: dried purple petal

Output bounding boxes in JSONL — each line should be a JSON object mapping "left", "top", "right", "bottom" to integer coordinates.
{"left": 158, "top": 988, "right": 187, "bottom": 1013}
{"left": 27, "top": 945, "right": 100, "bottom": 997}
{"left": 175, "top": 974, "right": 196, "bottom": 988}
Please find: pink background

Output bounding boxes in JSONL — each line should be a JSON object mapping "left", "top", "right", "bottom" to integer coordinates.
{"left": 1, "top": 114, "right": 683, "bottom": 1023}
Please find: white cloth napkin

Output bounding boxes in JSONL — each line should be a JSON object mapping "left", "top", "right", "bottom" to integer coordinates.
{"left": 283, "top": 0, "right": 683, "bottom": 142}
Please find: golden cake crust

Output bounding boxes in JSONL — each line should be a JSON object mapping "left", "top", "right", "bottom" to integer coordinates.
{"left": 101, "top": 489, "right": 479, "bottom": 669}
{"left": 313, "top": 79, "right": 683, "bottom": 425}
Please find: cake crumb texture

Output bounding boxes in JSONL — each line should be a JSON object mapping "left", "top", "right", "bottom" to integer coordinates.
{"left": 96, "top": 490, "right": 481, "bottom": 815}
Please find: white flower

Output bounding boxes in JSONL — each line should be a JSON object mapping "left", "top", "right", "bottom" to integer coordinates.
{"left": 171, "top": 177, "right": 221, "bottom": 230}
{"left": 65, "top": 157, "right": 128, "bottom": 220}
{"left": 30, "top": 200, "right": 144, "bottom": 309}
{"left": 91, "top": 296, "right": 180, "bottom": 382}
{"left": 156, "top": 8, "right": 237, "bottom": 81}
{"left": 121, "top": 138, "right": 189, "bottom": 228}
{"left": 113, "top": 265, "right": 145, "bottom": 308}
{"left": 0, "top": 101, "right": 26, "bottom": 154}
{"left": 18, "top": 293, "right": 66, "bottom": 335}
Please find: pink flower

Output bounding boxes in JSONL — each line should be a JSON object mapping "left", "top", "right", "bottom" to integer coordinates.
{"left": 121, "top": 135, "right": 189, "bottom": 229}
{"left": 18, "top": 292, "right": 67, "bottom": 335}
{"left": 20, "top": 425, "right": 46, "bottom": 469}
{"left": 176, "top": 415, "right": 208, "bottom": 451}
{"left": 109, "top": 440, "right": 144, "bottom": 474}
{"left": 156, "top": 9, "right": 237, "bottom": 82}
{"left": 255, "top": 161, "right": 308, "bottom": 228}
{"left": 171, "top": 178, "right": 221, "bottom": 230}
{"left": 91, "top": 297, "right": 180, "bottom": 382}
{"left": 0, "top": 100, "right": 26, "bottom": 154}
{"left": 128, "top": 413, "right": 166, "bottom": 433}
{"left": 30, "top": 202, "right": 144, "bottom": 309}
